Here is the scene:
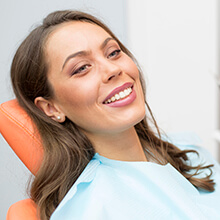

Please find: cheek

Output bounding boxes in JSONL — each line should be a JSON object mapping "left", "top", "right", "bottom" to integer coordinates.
{"left": 54, "top": 79, "right": 99, "bottom": 117}
{"left": 127, "top": 59, "right": 144, "bottom": 96}
{"left": 123, "top": 57, "right": 140, "bottom": 80}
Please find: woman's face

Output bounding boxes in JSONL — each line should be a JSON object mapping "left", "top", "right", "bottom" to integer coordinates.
{"left": 45, "top": 21, "right": 145, "bottom": 136}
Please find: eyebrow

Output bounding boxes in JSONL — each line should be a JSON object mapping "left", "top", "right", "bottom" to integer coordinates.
{"left": 62, "top": 37, "right": 116, "bottom": 70}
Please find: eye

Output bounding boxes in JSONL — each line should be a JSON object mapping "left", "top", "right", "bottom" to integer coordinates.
{"left": 107, "top": 49, "right": 121, "bottom": 59}
{"left": 72, "top": 64, "right": 91, "bottom": 75}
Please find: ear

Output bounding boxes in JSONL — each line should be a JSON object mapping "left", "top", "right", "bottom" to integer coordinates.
{"left": 34, "top": 97, "right": 65, "bottom": 123}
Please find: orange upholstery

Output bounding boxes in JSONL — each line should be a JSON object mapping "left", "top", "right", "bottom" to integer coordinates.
{"left": 6, "top": 199, "right": 38, "bottom": 220}
{"left": 0, "top": 99, "right": 43, "bottom": 175}
{"left": 0, "top": 100, "right": 43, "bottom": 219}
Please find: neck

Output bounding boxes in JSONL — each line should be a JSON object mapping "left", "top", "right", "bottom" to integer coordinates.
{"left": 84, "top": 127, "right": 147, "bottom": 162}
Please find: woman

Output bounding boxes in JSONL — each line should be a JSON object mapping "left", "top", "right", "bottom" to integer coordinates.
{"left": 11, "top": 10, "right": 220, "bottom": 220}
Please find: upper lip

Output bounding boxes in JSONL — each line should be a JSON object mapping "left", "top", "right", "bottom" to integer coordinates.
{"left": 103, "top": 82, "right": 133, "bottom": 103}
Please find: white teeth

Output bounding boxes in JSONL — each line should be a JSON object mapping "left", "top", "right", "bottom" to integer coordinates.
{"left": 124, "top": 89, "right": 129, "bottom": 96}
{"left": 115, "top": 94, "right": 120, "bottom": 100}
{"left": 111, "top": 96, "right": 116, "bottom": 102}
{"left": 119, "top": 91, "right": 125, "bottom": 98}
{"left": 104, "top": 87, "right": 133, "bottom": 104}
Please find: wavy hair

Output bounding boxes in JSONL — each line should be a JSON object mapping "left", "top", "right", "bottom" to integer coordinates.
{"left": 10, "top": 10, "right": 214, "bottom": 220}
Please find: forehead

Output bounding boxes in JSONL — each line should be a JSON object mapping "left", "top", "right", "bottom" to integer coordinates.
{"left": 46, "top": 21, "right": 112, "bottom": 53}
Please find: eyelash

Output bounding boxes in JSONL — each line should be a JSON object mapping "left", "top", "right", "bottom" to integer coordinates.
{"left": 108, "top": 49, "right": 121, "bottom": 58}
{"left": 72, "top": 64, "right": 91, "bottom": 75}
{"left": 71, "top": 49, "right": 121, "bottom": 76}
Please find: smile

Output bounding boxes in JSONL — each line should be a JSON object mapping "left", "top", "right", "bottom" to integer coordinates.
{"left": 104, "top": 87, "right": 133, "bottom": 104}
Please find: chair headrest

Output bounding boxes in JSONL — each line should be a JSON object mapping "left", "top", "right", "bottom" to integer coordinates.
{"left": 0, "top": 99, "right": 43, "bottom": 175}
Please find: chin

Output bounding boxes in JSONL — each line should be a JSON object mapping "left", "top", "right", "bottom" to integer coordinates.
{"left": 122, "top": 107, "right": 146, "bottom": 130}
{"left": 133, "top": 110, "right": 146, "bottom": 126}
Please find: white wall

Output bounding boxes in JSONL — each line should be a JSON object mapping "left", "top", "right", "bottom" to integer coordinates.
{"left": 127, "top": 0, "right": 218, "bottom": 158}
{"left": 0, "top": 1, "right": 127, "bottom": 219}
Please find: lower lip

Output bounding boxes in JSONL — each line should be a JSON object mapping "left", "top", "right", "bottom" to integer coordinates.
{"left": 104, "top": 89, "right": 136, "bottom": 107}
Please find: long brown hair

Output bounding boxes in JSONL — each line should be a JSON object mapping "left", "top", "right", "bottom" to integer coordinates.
{"left": 10, "top": 10, "right": 214, "bottom": 220}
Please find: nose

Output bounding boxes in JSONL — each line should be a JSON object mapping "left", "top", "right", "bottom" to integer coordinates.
{"left": 100, "top": 60, "right": 122, "bottom": 83}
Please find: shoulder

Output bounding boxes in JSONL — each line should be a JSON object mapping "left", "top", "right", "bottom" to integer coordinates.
{"left": 51, "top": 158, "right": 104, "bottom": 219}
{"left": 6, "top": 199, "right": 38, "bottom": 220}
{"left": 165, "top": 132, "right": 220, "bottom": 171}
{"left": 164, "top": 131, "right": 202, "bottom": 149}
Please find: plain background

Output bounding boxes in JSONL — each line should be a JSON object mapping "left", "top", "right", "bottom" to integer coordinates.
{"left": 0, "top": 0, "right": 219, "bottom": 219}
{"left": 127, "top": 0, "right": 218, "bottom": 158}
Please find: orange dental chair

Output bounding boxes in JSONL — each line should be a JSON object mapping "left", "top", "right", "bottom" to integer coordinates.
{"left": 0, "top": 99, "right": 43, "bottom": 219}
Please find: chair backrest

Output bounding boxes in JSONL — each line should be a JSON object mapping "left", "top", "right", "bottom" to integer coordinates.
{"left": 6, "top": 199, "right": 38, "bottom": 220}
{"left": 0, "top": 99, "right": 43, "bottom": 175}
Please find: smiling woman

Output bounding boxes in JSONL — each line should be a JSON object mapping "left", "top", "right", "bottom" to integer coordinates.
{"left": 36, "top": 21, "right": 145, "bottom": 141}
{"left": 9, "top": 10, "right": 220, "bottom": 220}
